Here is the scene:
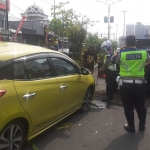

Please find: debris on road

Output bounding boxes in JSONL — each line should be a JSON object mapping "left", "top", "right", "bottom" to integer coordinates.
{"left": 90, "top": 101, "right": 99, "bottom": 107}
{"left": 56, "top": 123, "right": 74, "bottom": 131}
{"left": 28, "top": 141, "right": 38, "bottom": 150}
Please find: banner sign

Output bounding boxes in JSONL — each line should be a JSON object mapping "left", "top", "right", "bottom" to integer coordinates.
{"left": 12, "top": 16, "right": 26, "bottom": 41}
{"left": 0, "top": 0, "right": 10, "bottom": 11}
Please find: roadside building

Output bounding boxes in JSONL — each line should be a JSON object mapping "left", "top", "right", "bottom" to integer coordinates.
{"left": 119, "top": 23, "right": 150, "bottom": 49}
{"left": 0, "top": 0, "right": 10, "bottom": 40}
{"left": 8, "top": 4, "right": 53, "bottom": 46}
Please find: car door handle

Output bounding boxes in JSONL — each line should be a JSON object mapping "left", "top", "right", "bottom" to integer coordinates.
{"left": 23, "top": 93, "right": 36, "bottom": 99}
{"left": 60, "top": 85, "right": 68, "bottom": 90}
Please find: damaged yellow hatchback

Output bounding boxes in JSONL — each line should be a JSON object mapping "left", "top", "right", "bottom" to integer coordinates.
{"left": 0, "top": 42, "right": 95, "bottom": 149}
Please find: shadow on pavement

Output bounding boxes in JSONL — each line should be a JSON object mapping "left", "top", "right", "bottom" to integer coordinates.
{"left": 103, "top": 132, "right": 144, "bottom": 150}
{"left": 23, "top": 111, "right": 92, "bottom": 150}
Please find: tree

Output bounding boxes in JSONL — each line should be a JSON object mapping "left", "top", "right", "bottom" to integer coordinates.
{"left": 48, "top": 2, "right": 79, "bottom": 49}
{"left": 111, "top": 41, "right": 118, "bottom": 52}
{"left": 84, "top": 33, "right": 106, "bottom": 54}
{"left": 48, "top": 2, "right": 95, "bottom": 59}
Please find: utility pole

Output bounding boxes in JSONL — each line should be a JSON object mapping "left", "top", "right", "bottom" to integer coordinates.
{"left": 108, "top": 4, "right": 110, "bottom": 40}
{"left": 54, "top": 0, "right": 55, "bottom": 18}
{"left": 6, "top": 0, "right": 9, "bottom": 41}
{"left": 97, "top": 0, "right": 122, "bottom": 40}
{"left": 122, "top": 11, "right": 127, "bottom": 37}
{"left": 6, "top": 0, "right": 8, "bottom": 30}
{"left": 116, "top": 24, "right": 118, "bottom": 41}
{"left": 62, "top": 11, "right": 64, "bottom": 52}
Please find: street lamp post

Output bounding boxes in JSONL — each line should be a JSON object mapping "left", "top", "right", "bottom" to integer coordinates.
{"left": 122, "top": 10, "right": 127, "bottom": 37}
{"left": 108, "top": 4, "right": 110, "bottom": 40}
{"left": 97, "top": 0, "right": 122, "bottom": 40}
{"left": 116, "top": 24, "right": 118, "bottom": 41}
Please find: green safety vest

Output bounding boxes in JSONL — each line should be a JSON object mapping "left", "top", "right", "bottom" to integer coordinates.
{"left": 120, "top": 50, "right": 147, "bottom": 77}
{"left": 104, "top": 55, "right": 111, "bottom": 68}
{"left": 104, "top": 55, "right": 116, "bottom": 71}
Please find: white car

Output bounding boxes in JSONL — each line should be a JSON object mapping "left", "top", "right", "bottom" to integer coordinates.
{"left": 58, "top": 48, "right": 69, "bottom": 55}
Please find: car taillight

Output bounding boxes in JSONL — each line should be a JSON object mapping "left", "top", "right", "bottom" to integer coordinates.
{"left": 0, "top": 90, "right": 6, "bottom": 98}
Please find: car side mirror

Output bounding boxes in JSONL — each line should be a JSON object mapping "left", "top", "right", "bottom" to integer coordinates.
{"left": 80, "top": 68, "right": 89, "bottom": 75}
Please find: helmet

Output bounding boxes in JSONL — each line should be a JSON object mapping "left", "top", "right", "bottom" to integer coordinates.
{"left": 101, "top": 40, "right": 112, "bottom": 50}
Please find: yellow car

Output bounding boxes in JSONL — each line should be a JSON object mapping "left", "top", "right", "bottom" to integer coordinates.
{"left": 0, "top": 42, "right": 95, "bottom": 149}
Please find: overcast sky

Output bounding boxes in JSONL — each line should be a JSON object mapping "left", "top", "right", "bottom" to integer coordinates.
{"left": 9, "top": 0, "right": 150, "bottom": 40}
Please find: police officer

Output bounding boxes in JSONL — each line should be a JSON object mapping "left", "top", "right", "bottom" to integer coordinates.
{"left": 99, "top": 40, "right": 116, "bottom": 101}
{"left": 115, "top": 35, "right": 150, "bottom": 133}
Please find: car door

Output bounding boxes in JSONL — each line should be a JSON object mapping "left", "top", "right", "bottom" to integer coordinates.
{"left": 50, "top": 56, "right": 88, "bottom": 118}
{"left": 13, "top": 54, "right": 59, "bottom": 131}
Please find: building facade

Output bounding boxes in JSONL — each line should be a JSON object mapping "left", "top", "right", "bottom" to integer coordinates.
{"left": 8, "top": 4, "right": 55, "bottom": 47}
{"left": 119, "top": 23, "right": 150, "bottom": 48}
{"left": 0, "top": 0, "right": 10, "bottom": 33}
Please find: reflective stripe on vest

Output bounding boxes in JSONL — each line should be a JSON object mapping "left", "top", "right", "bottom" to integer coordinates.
{"left": 104, "top": 55, "right": 116, "bottom": 71}
{"left": 120, "top": 50, "right": 147, "bottom": 77}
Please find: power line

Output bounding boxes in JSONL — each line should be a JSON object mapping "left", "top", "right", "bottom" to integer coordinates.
{"left": 9, "top": 13, "right": 21, "bottom": 20}
{"left": 9, "top": 14, "right": 45, "bottom": 29}
{"left": 41, "top": 0, "right": 53, "bottom": 3}
{"left": 40, "top": 0, "right": 53, "bottom": 5}
{"left": 10, "top": 2, "right": 25, "bottom": 12}
{"left": 8, "top": 3, "right": 50, "bottom": 29}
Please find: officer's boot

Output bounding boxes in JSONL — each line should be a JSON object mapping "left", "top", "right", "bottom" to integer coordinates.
{"left": 102, "top": 85, "right": 108, "bottom": 100}
{"left": 124, "top": 112, "right": 135, "bottom": 133}
{"left": 102, "top": 88, "right": 113, "bottom": 101}
{"left": 137, "top": 109, "right": 147, "bottom": 131}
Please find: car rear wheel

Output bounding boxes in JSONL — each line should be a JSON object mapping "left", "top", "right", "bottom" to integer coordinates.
{"left": 80, "top": 88, "right": 93, "bottom": 113}
{"left": 0, "top": 121, "right": 25, "bottom": 150}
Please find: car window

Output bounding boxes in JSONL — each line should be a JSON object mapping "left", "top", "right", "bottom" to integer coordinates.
{"left": 51, "top": 58, "right": 78, "bottom": 76}
{"left": 25, "top": 58, "right": 52, "bottom": 79}
{"left": 14, "top": 62, "right": 28, "bottom": 80}
{"left": 0, "top": 60, "right": 13, "bottom": 80}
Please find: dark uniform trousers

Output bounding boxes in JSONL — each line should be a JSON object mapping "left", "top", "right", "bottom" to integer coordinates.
{"left": 120, "top": 82, "right": 147, "bottom": 127}
{"left": 105, "top": 69, "right": 116, "bottom": 99}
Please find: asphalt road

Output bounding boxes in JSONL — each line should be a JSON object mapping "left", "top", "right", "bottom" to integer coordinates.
{"left": 23, "top": 68, "right": 150, "bottom": 150}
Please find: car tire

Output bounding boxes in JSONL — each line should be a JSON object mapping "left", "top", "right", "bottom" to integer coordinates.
{"left": 79, "top": 88, "right": 93, "bottom": 113}
{"left": 0, "top": 120, "right": 25, "bottom": 150}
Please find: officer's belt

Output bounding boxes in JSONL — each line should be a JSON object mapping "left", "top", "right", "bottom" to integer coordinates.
{"left": 122, "top": 79, "right": 143, "bottom": 84}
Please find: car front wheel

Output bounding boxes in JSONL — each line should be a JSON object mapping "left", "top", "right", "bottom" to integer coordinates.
{"left": 0, "top": 121, "right": 25, "bottom": 150}
{"left": 80, "top": 88, "right": 93, "bottom": 113}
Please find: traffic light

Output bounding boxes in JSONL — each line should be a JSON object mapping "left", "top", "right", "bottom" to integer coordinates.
{"left": 110, "top": 16, "right": 114, "bottom": 23}
{"left": 104, "top": 16, "right": 108, "bottom": 23}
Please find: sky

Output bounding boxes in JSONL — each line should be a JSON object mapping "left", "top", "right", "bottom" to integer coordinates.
{"left": 9, "top": 0, "right": 150, "bottom": 41}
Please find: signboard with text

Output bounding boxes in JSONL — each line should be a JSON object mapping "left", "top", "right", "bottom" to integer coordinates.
{"left": 0, "top": 0, "right": 10, "bottom": 11}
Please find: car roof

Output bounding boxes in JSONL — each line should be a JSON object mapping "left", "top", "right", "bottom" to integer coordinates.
{"left": 0, "top": 42, "right": 61, "bottom": 61}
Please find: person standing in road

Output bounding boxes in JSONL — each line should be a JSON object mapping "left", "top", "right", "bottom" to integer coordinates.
{"left": 115, "top": 35, "right": 150, "bottom": 133}
{"left": 99, "top": 40, "right": 116, "bottom": 101}
{"left": 83, "top": 45, "right": 98, "bottom": 74}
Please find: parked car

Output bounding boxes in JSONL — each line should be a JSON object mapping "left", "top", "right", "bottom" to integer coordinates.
{"left": 58, "top": 48, "right": 69, "bottom": 55}
{"left": 0, "top": 42, "right": 95, "bottom": 149}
